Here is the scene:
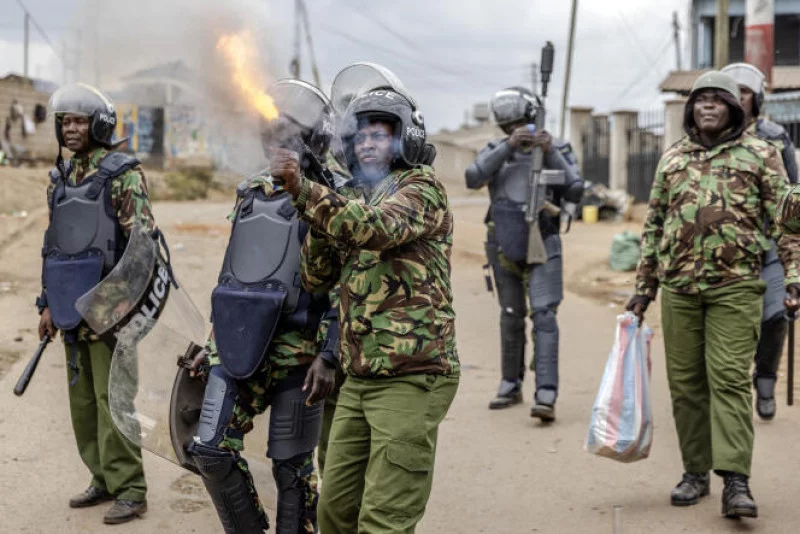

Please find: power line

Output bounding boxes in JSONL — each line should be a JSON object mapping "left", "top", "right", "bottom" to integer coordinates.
{"left": 342, "top": 1, "right": 534, "bottom": 75}
{"left": 609, "top": 31, "right": 674, "bottom": 108}
{"left": 297, "top": 0, "right": 321, "bottom": 86}
{"left": 14, "top": 0, "right": 64, "bottom": 63}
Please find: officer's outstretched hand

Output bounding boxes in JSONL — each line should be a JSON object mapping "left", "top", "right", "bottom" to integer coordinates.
{"left": 269, "top": 147, "right": 302, "bottom": 198}
{"left": 304, "top": 357, "right": 335, "bottom": 406}
{"left": 38, "top": 307, "right": 55, "bottom": 341}
{"left": 785, "top": 284, "right": 800, "bottom": 314}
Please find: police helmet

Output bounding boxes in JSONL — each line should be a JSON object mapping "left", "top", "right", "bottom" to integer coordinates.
{"left": 721, "top": 63, "right": 766, "bottom": 116}
{"left": 260, "top": 79, "right": 333, "bottom": 162}
{"left": 48, "top": 83, "right": 121, "bottom": 148}
{"left": 491, "top": 86, "right": 540, "bottom": 133}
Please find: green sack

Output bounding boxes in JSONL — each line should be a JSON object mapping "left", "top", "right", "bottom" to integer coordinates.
{"left": 610, "top": 231, "right": 641, "bottom": 272}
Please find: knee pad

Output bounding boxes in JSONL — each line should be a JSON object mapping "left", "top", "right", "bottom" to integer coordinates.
{"left": 267, "top": 370, "right": 323, "bottom": 461}
{"left": 532, "top": 308, "right": 558, "bottom": 333}
{"left": 196, "top": 366, "right": 239, "bottom": 447}
{"left": 188, "top": 442, "right": 267, "bottom": 534}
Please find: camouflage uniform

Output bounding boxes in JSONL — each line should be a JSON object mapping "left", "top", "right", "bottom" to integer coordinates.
{"left": 636, "top": 127, "right": 800, "bottom": 477}
{"left": 201, "top": 171, "right": 331, "bottom": 533}
{"left": 296, "top": 166, "right": 460, "bottom": 533}
{"left": 42, "top": 146, "right": 152, "bottom": 503}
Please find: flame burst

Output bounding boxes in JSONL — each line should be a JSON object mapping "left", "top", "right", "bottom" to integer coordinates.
{"left": 216, "top": 31, "right": 279, "bottom": 121}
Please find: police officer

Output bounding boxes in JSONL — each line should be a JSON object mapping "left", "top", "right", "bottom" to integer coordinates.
{"left": 465, "top": 86, "right": 584, "bottom": 421}
{"left": 272, "top": 64, "right": 459, "bottom": 534}
{"left": 186, "top": 79, "right": 339, "bottom": 534}
{"left": 37, "top": 83, "right": 151, "bottom": 524}
{"left": 722, "top": 62, "right": 798, "bottom": 420}
{"left": 627, "top": 71, "right": 800, "bottom": 518}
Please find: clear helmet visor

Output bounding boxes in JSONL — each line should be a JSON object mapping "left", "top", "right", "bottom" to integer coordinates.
{"left": 331, "top": 63, "right": 415, "bottom": 116}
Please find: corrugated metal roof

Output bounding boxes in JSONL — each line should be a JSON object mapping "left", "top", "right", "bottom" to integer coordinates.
{"left": 660, "top": 66, "right": 800, "bottom": 94}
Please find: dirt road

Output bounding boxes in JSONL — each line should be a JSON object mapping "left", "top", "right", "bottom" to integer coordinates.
{"left": 2, "top": 193, "right": 800, "bottom": 533}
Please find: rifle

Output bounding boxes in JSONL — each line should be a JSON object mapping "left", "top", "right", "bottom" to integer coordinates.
{"left": 525, "top": 42, "right": 556, "bottom": 264}
{"left": 13, "top": 332, "right": 52, "bottom": 396}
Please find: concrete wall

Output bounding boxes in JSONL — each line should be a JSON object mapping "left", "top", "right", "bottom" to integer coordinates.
{"left": 0, "top": 76, "right": 57, "bottom": 161}
{"left": 429, "top": 139, "right": 480, "bottom": 198}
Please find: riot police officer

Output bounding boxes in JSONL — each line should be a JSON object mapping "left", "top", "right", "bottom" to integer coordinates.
{"left": 722, "top": 62, "right": 799, "bottom": 420}
{"left": 465, "top": 86, "right": 584, "bottom": 421}
{"left": 37, "top": 83, "right": 151, "bottom": 524}
{"left": 186, "top": 79, "right": 339, "bottom": 534}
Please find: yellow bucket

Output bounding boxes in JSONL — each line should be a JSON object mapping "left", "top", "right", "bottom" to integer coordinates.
{"left": 582, "top": 205, "right": 599, "bottom": 224}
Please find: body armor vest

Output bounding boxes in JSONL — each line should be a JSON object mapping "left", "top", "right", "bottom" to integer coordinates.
{"left": 42, "top": 152, "right": 140, "bottom": 331}
{"left": 211, "top": 187, "right": 319, "bottom": 379}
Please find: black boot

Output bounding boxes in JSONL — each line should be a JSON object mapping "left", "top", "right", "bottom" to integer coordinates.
{"left": 754, "top": 376, "right": 777, "bottom": 421}
{"left": 670, "top": 472, "right": 710, "bottom": 506}
{"left": 103, "top": 499, "right": 148, "bottom": 524}
{"left": 722, "top": 473, "right": 758, "bottom": 518}
{"left": 69, "top": 486, "right": 113, "bottom": 508}
{"left": 488, "top": 379, "right": 522, "bottom": 410}
{"left": 753, "top": 315, "right": 787, "bottom": 421}
{"left": 530, "top": 388, "right": 556, "bottom": 422}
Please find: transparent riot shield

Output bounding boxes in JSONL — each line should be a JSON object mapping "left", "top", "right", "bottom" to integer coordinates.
{"left": 77, "top": 224, "right": 207, "bottom": 467}
{"left": 330, "top": 62, "right": 415, "bottom": 116}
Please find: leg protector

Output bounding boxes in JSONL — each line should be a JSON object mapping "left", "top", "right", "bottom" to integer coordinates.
{"left": 273, "top": 454, "right": 318, "bottom": 534}
{"left": 267, "top": 369, "right": 323, "bottom": 462}
{"left": 188, "top": 442, "right": 268, "bottom": 534}
{"left": 755, "top": 315, "right": 788, "bottom": 381}
{"left": 196, "top": 366, "right": 239, "bottom": 446}
{"left": 493, "top": 263, "right": 527, "bottom": 381}
{"left": 499, "top": 307, "right": 526, "bottom": 381}
{"left": 532, "top": 307, "right": 559, "bottom": 405}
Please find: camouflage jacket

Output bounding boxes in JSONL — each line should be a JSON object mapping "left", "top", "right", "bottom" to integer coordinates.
{"left": 206, "top": 171, "right": 332, "bottom": 374}
{"left": 43, "top": 147, "right": 155, "bottom": 341}
{"left": 635, "top": 133, "right": 800, "bottom": 299}
{"left": 297, "top": 166, "right": 460, "bottom": 378}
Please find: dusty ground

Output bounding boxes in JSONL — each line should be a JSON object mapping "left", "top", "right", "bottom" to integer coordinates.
{"left": 2, "top": 167, "right": 800, "bottom": 533}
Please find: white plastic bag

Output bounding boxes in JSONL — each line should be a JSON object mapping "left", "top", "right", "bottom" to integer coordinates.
{"left": 585, "top": 312, "right": 653, "bottom": 462}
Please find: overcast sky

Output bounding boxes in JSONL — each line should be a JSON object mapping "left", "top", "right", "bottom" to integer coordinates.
{"left": 0, "top": 0, "right": 692, "bottom": 134}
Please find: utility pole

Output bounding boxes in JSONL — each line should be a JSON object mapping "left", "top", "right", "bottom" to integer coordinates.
{"left": 560, "top": 0, "right": 578, "bottom": 139}
{"left": 531, "top": 62, "right": 538, "bottom": 94}
{"left": 714, "top": 0, "right": 730, "bottom": 69}
{"left": 673, "top": 11, "right": 682, "bottom": 70}
{"left": 290, "top": 0, "right": 301, "bottom": 78}
{"left": 298, "top": 0, "right": 321, "bottom": 86}
{"left": 23, "top": 11, "right": 29, "bottom": 78}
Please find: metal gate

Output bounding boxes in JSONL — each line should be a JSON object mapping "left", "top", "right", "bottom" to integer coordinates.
{"left": 627, "top": 109, "right": 664, "bottom": 203}
{"left": 581, "top": 116, "right": 610, "bottom": 186}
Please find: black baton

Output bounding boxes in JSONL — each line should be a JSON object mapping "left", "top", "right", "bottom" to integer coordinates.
{"left": 788, "top": 310, "right": 796, "bottom": 407}
{"left": 14, "top": 332, "right": 52, "bottom": 396}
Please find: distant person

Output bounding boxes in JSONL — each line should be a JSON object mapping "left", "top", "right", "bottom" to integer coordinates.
{"left": 627, "top": 71, "right": 800, "bottom": 519}
{"left": 722, "top": 62, "right": 798, "bottom": 421}
{"left": 464, "top": 86, "right": 583, "bottom": 421}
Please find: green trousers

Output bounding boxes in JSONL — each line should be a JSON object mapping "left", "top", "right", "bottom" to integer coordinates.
{"left": 318, "top": 367, "right": 346, "bottom": 478}
{"left": 318, "top": 374, "right": 459, "bottom": 534}
{"left": 661, "top": 280, "right": 765, "bottom": 477}
{"left": 65, "top": 340, "right": 147, "bottom": 501}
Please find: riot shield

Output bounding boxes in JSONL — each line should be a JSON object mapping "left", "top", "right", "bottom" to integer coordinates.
{"left": 330, "top": 62, "right": 415, "bottom": 116}
{"left": 77, "top": 225, "right": 207, "bottom": 467}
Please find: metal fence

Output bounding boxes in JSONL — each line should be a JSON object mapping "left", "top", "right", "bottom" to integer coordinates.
{"left": 626, "top": 109, "right": 664, "bottom": 203}
{"left": 581, "top": 116, "right": 610, "bottom": 186}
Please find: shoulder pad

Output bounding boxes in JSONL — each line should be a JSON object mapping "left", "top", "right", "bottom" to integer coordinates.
{"left": 49, "top": 160, "right": 73, "bottom": 182}
{"left": 488, "top": 138, "right": 506, "bottom": 149}
{"left": 97, "top": 152, "right": 141, "bottom": 179}
{"left": 236, "top": 171, "right": 273, "bottom": 198}
{"left": 756, "top": 119, "right": 787, "bottom": 140}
